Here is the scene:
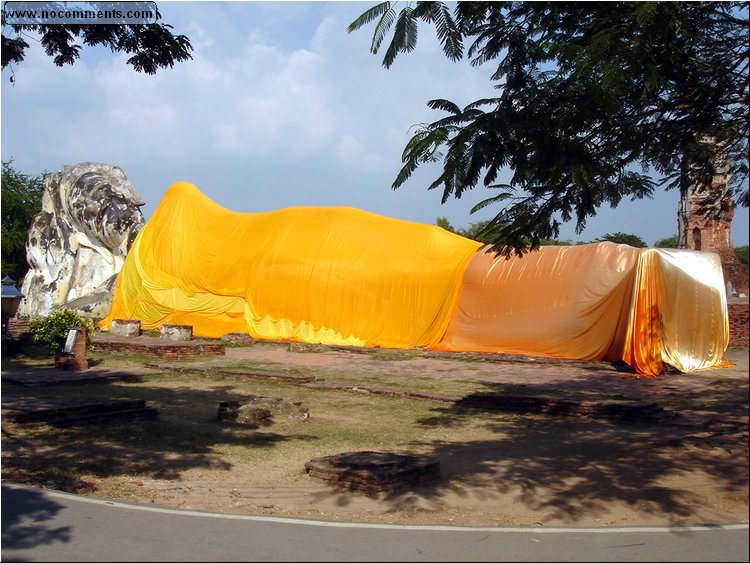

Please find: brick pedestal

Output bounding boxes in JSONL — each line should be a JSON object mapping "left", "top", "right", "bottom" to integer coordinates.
{"left": 54, "top": 327, "right": 89, "bottom": 371}
{"left": 305, "top": 451, "right": 441, "bottom": 493}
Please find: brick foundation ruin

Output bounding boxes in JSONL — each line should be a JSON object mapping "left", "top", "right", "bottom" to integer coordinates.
{"left": 305, "top": 451, "right": 441, "bottom": 493}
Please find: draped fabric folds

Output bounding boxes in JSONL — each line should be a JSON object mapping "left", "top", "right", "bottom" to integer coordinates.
{"left": 434, "top": 245, "right": 730, "bottom": 376}
{"left": 100, "top": 181, "right": 731, "bottom": 378}
{"left": 620, "top": 248, "right": 731, "bottom": 375}
{"left": 101, "top": 181, "right": 481, "bottom": 349}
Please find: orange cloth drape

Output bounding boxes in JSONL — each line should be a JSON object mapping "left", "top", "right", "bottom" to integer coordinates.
{"left": 101, "top": 181, "right": 731, "bottom": 377}
{"left": 101, "top": 181, "right": 481, "bottom": 348}
{"left": 433, "top": 245, "right": 730, "bottom": 376}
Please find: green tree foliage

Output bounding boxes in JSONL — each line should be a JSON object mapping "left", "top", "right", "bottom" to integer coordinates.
{"left": 435, "top": 217, "right": 494, "bottom": 244}
{"left": 458, "top": 219, "right": 493, "bottom": 244}
{"left": 540, "top": 238, "right": 575, "bottom": 246}
{"left": 1, "top": 161, "right": 45, "bottom": 280}
{"left": 349, "top": 2, "right": 749, "bottom": 257}
{"left": 30, "top": 308, "right": 95, "bottom": 354}
{"left": 654, "top": 234, "right": 680, "bottom": 248}
{"left": 595, "top": 232, "right": 648, "bottom": 248}
{"left": 435, "top": 216, "right": 456, "bottom": 232}
{"left": 735, "top": 244, "right": 749, "bottom": 264}
{"left": 2, "top": 2, "right": 193, "bottom": 77}
{"left": 437, "top": 216, "right": 572, "bottom": 246}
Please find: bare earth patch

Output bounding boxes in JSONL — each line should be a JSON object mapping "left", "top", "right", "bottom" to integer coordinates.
{"left": 2, "top": 343, "right": 747, "bottom": 528}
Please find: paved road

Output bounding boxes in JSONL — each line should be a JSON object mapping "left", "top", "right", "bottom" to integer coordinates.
{"left": 2, "top": 483, "right": 747, "bottom": 562}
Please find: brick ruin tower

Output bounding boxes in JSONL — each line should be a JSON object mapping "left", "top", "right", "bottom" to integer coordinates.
{"left": 677, "top": 148, "right": 749, "bottom": 297}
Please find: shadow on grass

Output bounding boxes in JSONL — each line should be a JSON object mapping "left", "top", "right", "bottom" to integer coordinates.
{"left": 2, "top": 346, "right": 747, "bottom": 528}
{"left": 2, "top": 366, "right": 319, "bottom": 493}
{"left": 309, "top": 375, "right": 748, "bottom": 526}
{"left": 1, "top": 366, "right": 320, "bottom": 557}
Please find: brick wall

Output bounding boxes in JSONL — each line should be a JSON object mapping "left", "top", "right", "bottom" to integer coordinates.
{"left": 54, "top": 327, "right": 89, "bottom": 370}
{"left": 728, "top": 300, "right": 749, "bottom": 348}
{"left": 723, "top": 261, "right": 749, "bottom": 297}
{"left": 92, "top": 340, "right": 225, "bottom": 360}
{"left": 6, "top": 319, "right": 32, "bottom": 340}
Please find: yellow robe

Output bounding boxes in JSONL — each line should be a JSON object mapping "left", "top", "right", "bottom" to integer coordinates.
{"left": 101, "top": 181, "right": 730, "bottom": 377}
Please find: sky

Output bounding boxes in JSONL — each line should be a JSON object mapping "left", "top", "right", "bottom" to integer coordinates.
{"left": 1, "top": 0, "right": 748, "bottom": 247}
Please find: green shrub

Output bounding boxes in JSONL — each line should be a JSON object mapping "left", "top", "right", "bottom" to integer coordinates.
{"left": 30, "top": 308, "right": 95, "bottom": 354}
{"left": 735, "top": 245, "right": 748, "bottom": 265}
{"left": 595, "top": 232, "right": 648, "bottom": 248}
{"left": 654, "top": 234, "right": 680, "bottom": 248}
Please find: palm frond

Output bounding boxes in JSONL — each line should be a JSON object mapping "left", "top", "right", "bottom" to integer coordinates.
{"left": 371, "top": 6, "right": 397, "bottom": 53}
{"left": 394, "top": 127, "right": 449, "bottom": 188}
{"left": 470, "top": 190, "right": 513, "bottom": 214}
{"left": 347, "top": 2, "right": 391, "bottom": 33}
{"left": 426, "top": 98, "right": 462, "bottom": 114}
{"left": 433, "top": 3, "right": 463, "bottom": 61}
{"left": 383, "top": 7, "right": 417, "bottom": 68}
{"left": 464, "top": 98, "right": 499, "bottom": 111}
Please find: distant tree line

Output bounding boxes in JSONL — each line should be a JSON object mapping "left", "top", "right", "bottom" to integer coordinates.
{"left": 436, "top": 216, "right": 749, "bottom": 263}
{"left": 1, "top": 161, "right": 45, "bottom": 281}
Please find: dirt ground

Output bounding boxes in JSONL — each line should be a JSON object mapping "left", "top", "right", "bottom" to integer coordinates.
{"left": 2, "top": 343, "right": 748, "bottom": 528}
